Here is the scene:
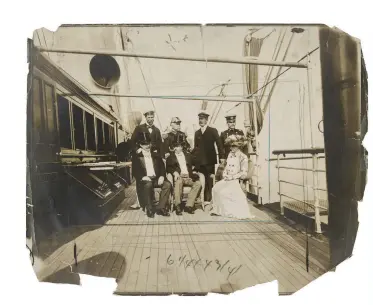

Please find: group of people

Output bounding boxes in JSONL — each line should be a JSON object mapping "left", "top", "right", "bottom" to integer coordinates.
{"left": 121, "top": 109, "right": 255, "bottom": 219}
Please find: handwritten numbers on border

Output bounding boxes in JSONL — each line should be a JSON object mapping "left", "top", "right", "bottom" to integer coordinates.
{"left": 164, "top": 254, "right": 242, "bottom": 279}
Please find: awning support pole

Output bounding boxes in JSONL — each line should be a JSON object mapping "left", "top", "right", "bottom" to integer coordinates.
{"left": 37, "top": 46, "right": 308, "bottom": 68}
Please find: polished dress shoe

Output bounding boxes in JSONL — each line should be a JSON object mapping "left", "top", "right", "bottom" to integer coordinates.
{"left": 146, "top": 208, "right": 155, "bottom": 218}
{"left": 184, "top": 206, "right": 195, "bottom": 214}
{"left": 175, "top": 205, "right": 183, "bottom": 216}
{"left": 157, "top": 209, "right": 170, "bottom": 217}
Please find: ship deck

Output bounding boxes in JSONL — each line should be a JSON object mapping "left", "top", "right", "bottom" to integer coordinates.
{"left": 34, "top": 184, "right": 330, "bottom": 295}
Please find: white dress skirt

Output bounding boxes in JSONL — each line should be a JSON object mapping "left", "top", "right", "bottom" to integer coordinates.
{"left": 210, "top": 150, "right": 254, "bottom": 219}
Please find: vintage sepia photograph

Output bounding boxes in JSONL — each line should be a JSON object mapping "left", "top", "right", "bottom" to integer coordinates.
{"left": 26, "top": 24, "right": 367, "bottom": 295}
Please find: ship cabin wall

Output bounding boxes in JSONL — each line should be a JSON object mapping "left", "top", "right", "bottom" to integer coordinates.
{"left": 31, "top": 65, "right": 118, "bottom": 165}
{"left": 29, "top": 57, "right": 122, "bottom": 241}
{"left": 32, "top": 27, "right": 135, "bottom": 136}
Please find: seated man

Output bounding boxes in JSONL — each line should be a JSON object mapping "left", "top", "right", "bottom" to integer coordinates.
{"left": 166, "top": 133, "right": 202, "bottom": 215}
{"left": 132, "top": 131, "right": 172, "bottom": 218}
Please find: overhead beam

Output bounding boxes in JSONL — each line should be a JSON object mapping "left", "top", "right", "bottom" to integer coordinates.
{"left": 61, "top": 92, "right": 257, "bottom": 103}
{"left": 37, "top": 46, "right": 308, "bottom": 68}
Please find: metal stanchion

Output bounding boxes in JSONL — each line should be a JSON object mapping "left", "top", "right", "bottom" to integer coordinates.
{"left": 312, "top": 154, "right": 322, "bottom": 233}
{"left": 277, "top": 155, "right": 284, "bottom": 215}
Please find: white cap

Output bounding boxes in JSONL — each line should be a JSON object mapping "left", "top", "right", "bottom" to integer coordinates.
{"left": 198, "top": 110, "right": 210, "bottom": 118}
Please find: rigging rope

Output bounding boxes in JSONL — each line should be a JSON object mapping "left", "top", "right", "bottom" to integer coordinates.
{"left": 226, "top": 46, "right": 320, "bottom": 113}
{"left": 258, "top": 28, "right": 286, "bottom": 107}
{"left": 211, "top": 80, "right": 231, "bottom": 124}
{"left": 262, "top": 29, "right": 296, "bottom": 114}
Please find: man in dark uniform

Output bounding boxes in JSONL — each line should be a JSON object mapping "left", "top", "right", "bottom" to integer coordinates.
{"left": 220, "top": 114, "right": 245, "bottom": 159}
{"left": 192, "top": 111, "right": 225, "bottom": 202}
{"left": 163, "top": 117, "right": 191, "bottom": 158}
{"left": 131, "top": 110, "right": 164, "bottom": 158}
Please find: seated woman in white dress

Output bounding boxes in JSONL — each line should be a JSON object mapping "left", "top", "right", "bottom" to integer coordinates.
{"left": 210, "top": 135, "right": 254, "bottom": 219}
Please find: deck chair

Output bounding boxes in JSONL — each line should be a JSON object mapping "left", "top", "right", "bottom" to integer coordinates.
{"left": 239, "top": 159, "right": 256, "bottom": 194}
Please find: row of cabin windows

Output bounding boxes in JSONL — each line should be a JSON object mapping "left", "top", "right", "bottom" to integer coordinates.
{"left": 56, "top": 93, "right": 116, "bottom": 153}
{"left": 32, "top": 77, "right": 116, "bottom": 153}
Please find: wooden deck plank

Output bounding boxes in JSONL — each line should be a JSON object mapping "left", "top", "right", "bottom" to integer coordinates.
{"left": 249, "top": 217, "right": 329, "bottom": 273}
{"left": 249, "top": 221, "right": 324, "bottom": 277}
{"left": 191, "top": 214, "right": 227, "bottom": 293}
{"left": 146, "top": 219, "right": 159, "bottom": 293}
{"left": 164, "top": 214, "right": 181, "bottom": 293}
{"left": 109, "top": 211, "right": 138, "bottom": 280}
{"left": 73, "top": 222, "right": 117, "bottom": 276}
{"left": 85, "top": 207, "right": 129, "bottom": 277}
{"left": 205, "top": 218, "right": 238, "bottom": 291}
{"left": 100, "top": 207, "right": 134, "bottom": 278}
{"left": 36, "top": 184, "right": 328, "bottom": 295}
{"left": 240, "top": 222, "right": 310, "bottom": 290}
{"left": 210, "top": 205, "right": 295, "bottom": 293}
{"left": 255, "top": 238, "right": 306, "bottom": 292}
{"left": 169, "top": 213, "right": 189, "bottom": 293}
{"left": 229, "top": 222, "right": 278, "bottom": 284}
{"left": 224, "top": 221, "right": 274, "bottom": 288}
{"left": 70, "top": 194, "right": 132, "bottom": 277}
{"left": 117, "top": 208, "right": 144, "bottom": 292}
{"left": 157, "top": 214, "right": 170, "bottom": 293}
{"left": 177, "top": 211, "right": 212, "bottom": 293}
{"left": 173, "top": 216, "right": 194, "bottom": 293}
{"left": 135, "top": 217, "right": 154, "bottom": 293}
{"left": 126, "top": 217, "right": 148, "bottom": 292}
{"left": 183, "top": 215, "right": 216, "bottom": 292}
{"left": 238, "top": 225, "right": 298, "bottom": 293}
{"left": 177, "top": 213, "right": 204, "bottom": 293}
{"left": 38, "top": 226, "right": 94, "bottom": 281}
{"left": 251, "top": 222, "right": 319, "bottom": 282}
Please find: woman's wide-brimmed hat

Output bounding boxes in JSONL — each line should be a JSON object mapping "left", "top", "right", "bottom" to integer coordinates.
{"left": 224, "top": 134, "right": 247, "bottom": 147}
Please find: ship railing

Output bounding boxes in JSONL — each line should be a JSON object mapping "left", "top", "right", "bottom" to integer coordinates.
{"left": 270, "top": 148, "right": 327, "bottom": 234}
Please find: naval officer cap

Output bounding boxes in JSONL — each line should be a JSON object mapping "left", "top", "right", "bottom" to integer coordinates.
{"left": 171, "top": 117, "right": 182, "bottom": 123}
{"left": 225, "top": 113, "right": 237, "bottom": 121}
{"left": 143, "top": 109, "right": 155, "bottom": 116}
{"left": 198, "top": 110, "right": 210, "bottom": 118}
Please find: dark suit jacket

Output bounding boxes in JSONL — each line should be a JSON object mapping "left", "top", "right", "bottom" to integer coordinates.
{"left": 163, "top": 131, "right": 191, "bottom": 155}
{"left": 220, "top": 128, "right": 245, "bottom": 158}
{"left": 131, "top": 124, "right": 164, "bottom": 157}
{"left": 192, "top": 126, "right": 224, "bottom": 167}
{"left": 132, "top": 150, "right": 166, "bottom": 181}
